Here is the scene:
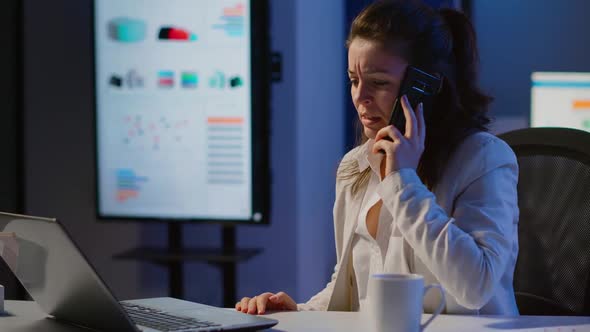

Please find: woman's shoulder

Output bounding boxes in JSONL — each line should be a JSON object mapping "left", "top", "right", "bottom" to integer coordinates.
{"left": 449, "top": 131, "right": 517, "bottom": 177}
{"left": 335, "top": 143, "right": 367, "bottom": 184}
{"left": 457, "top": 131, "right": 515, "bottom": 162}
{"left": 340, "top": 144, "right": 365, "bottom": 164}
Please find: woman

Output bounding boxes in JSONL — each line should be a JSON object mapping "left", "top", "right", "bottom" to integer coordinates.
{"left": 237, "top": 0, "right": 519, "bottom": 315}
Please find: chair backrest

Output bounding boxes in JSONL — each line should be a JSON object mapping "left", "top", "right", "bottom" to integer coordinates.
{"left": 499, "top": 127, "right": 590, "bottom": 316}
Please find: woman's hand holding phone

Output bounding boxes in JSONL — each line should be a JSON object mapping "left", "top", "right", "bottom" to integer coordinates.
{"left": 236, "top": 291, "right": 297, "bottom": 315}
{"left": 372, "top": 95, "right": 426, "bottom": 177}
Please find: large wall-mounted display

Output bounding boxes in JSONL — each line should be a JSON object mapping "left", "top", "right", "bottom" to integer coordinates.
{"left": 94, "top": 0, "right": 269, "bottom": 223}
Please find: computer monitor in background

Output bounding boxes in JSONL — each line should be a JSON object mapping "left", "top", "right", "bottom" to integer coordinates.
{"left": 531, "top": 72, "right": 590, "bottom": 132}
{"left": 94, "top": 1, "right": 270, "bottom": 224}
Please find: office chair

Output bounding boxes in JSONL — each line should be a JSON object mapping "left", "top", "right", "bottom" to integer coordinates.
{"left": 499, "top": 127, "right": 590, "bottom": 316}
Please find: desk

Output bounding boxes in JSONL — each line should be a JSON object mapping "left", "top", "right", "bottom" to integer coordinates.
{"left": 266, "top": 311, "right": 590, "bottom": 331}
{"left": 2, "top": 300, "right": 590, "bottom": 331}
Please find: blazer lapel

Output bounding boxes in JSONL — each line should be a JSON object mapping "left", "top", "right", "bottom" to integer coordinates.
{"left": 327, "top": 182, "right": 368, "bottom": 311}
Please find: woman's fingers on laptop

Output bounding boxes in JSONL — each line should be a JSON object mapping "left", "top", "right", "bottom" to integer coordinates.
{"left": 255, "top": 292, "right": 275, "bottom": 314}
{"left": 237, "top": 297, "right": 251, "bottom": 313}
{"left": 236, "top": 291, "right": 297, "bottom": 315}
{"left": 268, "top": 292, "right": 297, "bottom": 311}
{"left": 247, "top": 296, "right": 259, "bottom": 314}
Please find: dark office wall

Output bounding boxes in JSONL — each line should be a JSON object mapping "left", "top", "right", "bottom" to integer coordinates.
{"left": 292, "top": 0, "right": 345, "bottom": 302}
{"left": 0, "top": 0, "right": 23, "bottom": 300}
{"left": 0, "top": 0, "right": 21, "bottom": 212}
{"left": 474, "top": 0, "right": 590, "bottom": 124}
{"left": 23, "top": 0, "right": 143, "bottom": 300}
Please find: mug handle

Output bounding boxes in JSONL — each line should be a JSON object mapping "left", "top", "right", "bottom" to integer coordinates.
{"left": 420, "top": 284, "right": 445, "bottom": 331}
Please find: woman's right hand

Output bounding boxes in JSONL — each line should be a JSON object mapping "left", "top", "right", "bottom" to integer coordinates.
{"left": 235, "top": 292, "right": 297, "bottom": 315}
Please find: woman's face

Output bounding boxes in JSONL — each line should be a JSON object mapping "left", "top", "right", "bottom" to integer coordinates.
{"left": 348, "top": 38, "right": 408, "bottom": 139}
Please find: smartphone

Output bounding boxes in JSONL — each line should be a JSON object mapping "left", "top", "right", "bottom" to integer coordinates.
{"left": 387, "top": 66, "right": 442, "bottom": 136}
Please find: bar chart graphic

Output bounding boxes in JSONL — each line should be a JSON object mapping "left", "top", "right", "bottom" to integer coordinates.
{"left": 116, "top": 168, "right": 148, "bottom": 202}
{"left": 212, "top": 3, "right": 245, "bottom": 37}
{"left": 158, "top": 70, "right": 175, "bottom": 88}
{"left": 207, "top": 117, "right": 245, "bottom": 185}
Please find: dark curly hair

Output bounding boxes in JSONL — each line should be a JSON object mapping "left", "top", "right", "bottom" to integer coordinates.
{"left": 341, "top": 0, "right": 492, "bottom": 192}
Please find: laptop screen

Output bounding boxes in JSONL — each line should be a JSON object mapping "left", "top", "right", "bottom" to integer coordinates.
{"left": 0, "top": 212, "right": 139, "bottom": 331}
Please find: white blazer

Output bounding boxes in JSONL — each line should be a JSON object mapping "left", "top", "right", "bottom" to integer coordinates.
{"left": 298, "top": 132, "right": 520, "bottom": 315}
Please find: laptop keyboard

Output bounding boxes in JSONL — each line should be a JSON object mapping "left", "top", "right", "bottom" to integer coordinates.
{"left": 120, "top": 302, "right": 223, "bottom": 332}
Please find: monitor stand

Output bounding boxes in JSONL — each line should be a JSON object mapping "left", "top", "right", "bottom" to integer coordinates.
{"left": 114, "top": 223, "right": 262, "bottom": 307}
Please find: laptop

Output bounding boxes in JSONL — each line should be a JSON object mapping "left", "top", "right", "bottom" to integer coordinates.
{"left": 0, "top": 212, "right": 278, "bottom": 331}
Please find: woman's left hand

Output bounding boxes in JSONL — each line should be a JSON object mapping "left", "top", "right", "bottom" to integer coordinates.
{"left": 372, "top": 95, "right": 426, "bottom": 177}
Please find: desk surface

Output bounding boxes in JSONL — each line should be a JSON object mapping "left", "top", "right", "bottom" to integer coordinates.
{"left": 2, "top": 300, "right": 590, "bottom": 332}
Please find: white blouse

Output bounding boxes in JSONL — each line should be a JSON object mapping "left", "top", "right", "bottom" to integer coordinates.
{"left": 298, "top": 132, "right": 520, "bottom": 315}
{"left": 351, "top": 140, "right": 411, "bottom": 311}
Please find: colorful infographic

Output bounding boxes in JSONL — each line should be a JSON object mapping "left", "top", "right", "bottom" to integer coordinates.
{"left": 95, "top": 1, "right": 253, "bottom": 219}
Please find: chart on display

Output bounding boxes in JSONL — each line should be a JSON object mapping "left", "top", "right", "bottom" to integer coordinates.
{"left": 94, "top": 0, "right": 268, "bottom": 222}
{"left": 531, "top": 72, "right": 590, "bottom": 132}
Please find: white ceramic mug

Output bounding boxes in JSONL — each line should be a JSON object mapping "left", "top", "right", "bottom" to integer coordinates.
{"left": 366, "top": 273, "right": 445, "bottom": 332}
